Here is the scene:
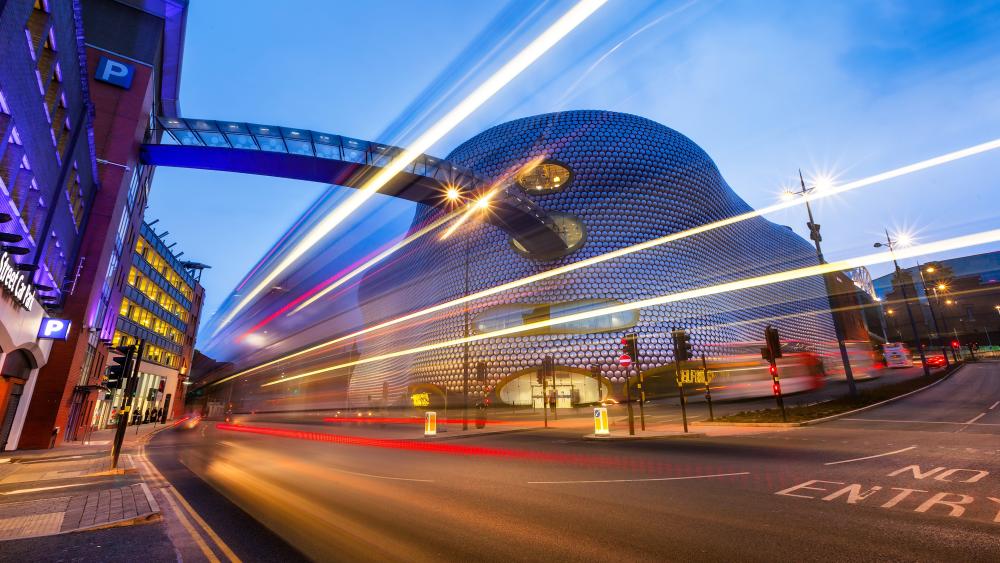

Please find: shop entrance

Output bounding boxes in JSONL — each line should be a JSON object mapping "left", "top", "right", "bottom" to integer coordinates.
{"left": 496, "top": 367, "right": 607, "bottom": 408}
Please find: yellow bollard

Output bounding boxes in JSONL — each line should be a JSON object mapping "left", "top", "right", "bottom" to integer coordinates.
{"left": 594, "top": 407, "right": 609, "bottom": 436}
{"left": 424, "top": 411, "right": 437, "bottom": 437}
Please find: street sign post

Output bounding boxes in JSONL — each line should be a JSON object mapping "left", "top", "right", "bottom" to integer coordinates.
{"left": 702, "top": 355, "right": 714, "bottom": 421}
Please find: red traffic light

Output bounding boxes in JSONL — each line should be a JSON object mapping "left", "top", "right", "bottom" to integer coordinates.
{"left": 769, "top": 364, "right": 777, "bottom": 376}
{"left": 951, "top": 340, "right": 960, "bottom": 349}
{"left": 772, "top": 382, "right": 781, "bottom": 396}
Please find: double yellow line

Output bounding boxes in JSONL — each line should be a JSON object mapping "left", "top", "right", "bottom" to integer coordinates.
{"left": 135, "top": 429, "right": 240, "bottom": 563}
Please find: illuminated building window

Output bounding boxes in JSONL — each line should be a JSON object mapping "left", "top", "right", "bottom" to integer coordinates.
{"left": 515, "top": 161, "right": 571, "bottom": 194}
{"left": 473, "top": 299, "right": 638, "bottom": 335}
{"left": 510, "top": 213, "right": 586, "bottom": 259}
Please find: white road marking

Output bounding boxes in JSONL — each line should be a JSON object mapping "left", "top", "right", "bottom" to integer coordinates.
{"left": 825, "top": 446, "right": 917, "bottom": 466}
{"left": 528, "top": 471, "right": 749, "bottom": 484}
{"left": 1, "top": 482, "right": 89, "bottom": 495}
{"left": 965, "top": 413, "right": 987, "bottom": 424}
{"left": 330, "top": 467, "right": 435, "bottom": 483}
{"left": 841, "top": 418, "right": 1000, "bottom": 426}
{"left": 989, "top": 401, "right": 999, "bottom": 410}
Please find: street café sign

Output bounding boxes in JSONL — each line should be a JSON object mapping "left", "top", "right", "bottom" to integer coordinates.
{"left": 0, "top": 251, "right": 35, "bottom": 311}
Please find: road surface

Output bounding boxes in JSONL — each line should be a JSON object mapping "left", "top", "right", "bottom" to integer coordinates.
{"left": 145, "top": 361, "right": 1000, "bottom": 561}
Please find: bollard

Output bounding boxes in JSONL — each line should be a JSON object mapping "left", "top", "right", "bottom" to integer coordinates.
{"left": 424, "top": 411, "right": 437, "bottom": 437}
{"left": 594, "top": 407, "right": 610, "bottom": 436}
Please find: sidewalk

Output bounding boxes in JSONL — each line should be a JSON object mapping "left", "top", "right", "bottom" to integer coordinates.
{"left": 0, "top": 422, "right": 170, "bottom": 542}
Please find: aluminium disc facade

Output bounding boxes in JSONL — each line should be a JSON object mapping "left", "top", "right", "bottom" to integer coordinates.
{"left": 351, "top": 110, "right": 837, "bottom": 405}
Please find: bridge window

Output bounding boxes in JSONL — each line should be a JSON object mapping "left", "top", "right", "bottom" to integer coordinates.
{"left": 285, "top": 139, "right": 312, "bottom": 156}
{"left": 510, "top": 213, "right": 586, "bottom": 259}
{"left": 515, "top": 161, "right": 572, "bottom": 194}
{"left": 256, "top": 137, "right": 286, "bottom": 152}
{"left": 227, "top": 134, "right": 256, "bottom": 150}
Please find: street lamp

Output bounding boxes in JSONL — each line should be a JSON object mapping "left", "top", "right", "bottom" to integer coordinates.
{"left": 782, "top": 171, "right": 857, "bottom": 396}
{"left": 915, "top": 263, "right": 944, "bottom": 348}
{"left": 458, "top": 194, "right": 491, "bottom": 430}
{"left": 874, "top": 229, "right": 930, "bottom": 376}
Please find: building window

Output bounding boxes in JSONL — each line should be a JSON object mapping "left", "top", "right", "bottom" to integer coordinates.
{"left": 473, "top": 299, "right": 638, "bottom": 335}
{"left": 514, "top": 161, "right": 572, "bottom": 194}
{"left": 510, "top": 213, "right": 587, "bottom": 259}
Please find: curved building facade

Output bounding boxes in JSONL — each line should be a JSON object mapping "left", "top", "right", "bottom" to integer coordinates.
{"left": 349, "top": 110, "right": 837, "bottom": 407}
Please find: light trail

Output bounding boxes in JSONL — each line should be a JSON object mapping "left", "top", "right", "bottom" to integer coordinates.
{"left": 259, "top": 228, "right": 1000, "bottom": 387}
{"left": 280, "top": 212, "right": 458, "bottom": 318}
{"left": 211, "top": 0, "right": 608, "bottom": 336}
{"left": 208, "top": 138, "right": 1000, "bottom": 386}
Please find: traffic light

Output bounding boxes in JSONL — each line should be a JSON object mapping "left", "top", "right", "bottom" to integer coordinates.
{"left": 476, "top": 362, "right": 487, "bottom": 383}
{"left": 622, "top": 333, "right": 638, "bottom": 360}
{"left": 671, "top": 329, "right": 692, "bottom": 362}
{"left": 763, "top": 325, "right": 782, "bottom": 360}
{"left": 106, "top": 345, "right": 135, "bottom": 390}
{"left": 772, "top": 381, "right": 782, "bottom": 396}
{"left": 951, "top": 340, "right": 960, "bottom": 349}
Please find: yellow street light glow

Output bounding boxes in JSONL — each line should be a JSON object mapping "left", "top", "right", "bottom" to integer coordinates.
{"left": 445, "top": 187, "right": 461, "bottom": 201}
{"left": 936, "top": 283, "right": 946, "bottom": 290}
{"left": 894, "top": 232, "right": 914, "bottom": 248}
{"left": 209, "top": 138, "right": 1000, "bottom": 386}
{"left": 779, "top": 190, "right": 796, "bottom": 202}
{"left": 811, "top": 174, "right": 835, "bottom": 192}
{"left": 925, "top": 266, "right": 936, "bottom": 273}
{"left": 260, "top": 228, "right": 1000, "bottom": 387}
{"left": 210, "top": 0, "right": 608, "bottom": 336}
{"left": 440, "top": 189, "right": 497, "bottom": 240}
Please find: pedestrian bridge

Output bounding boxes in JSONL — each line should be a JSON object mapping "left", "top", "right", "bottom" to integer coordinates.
{"left": 139, "top": 117, "right": 568, "bottom": 255}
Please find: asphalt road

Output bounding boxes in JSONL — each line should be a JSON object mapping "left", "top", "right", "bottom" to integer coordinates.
{"left": 147, "top": 361, "right": 1000, "bottom": 562}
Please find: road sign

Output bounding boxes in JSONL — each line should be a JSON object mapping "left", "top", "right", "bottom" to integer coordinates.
{"left": 594, "top": 407, "right": 609, "bottom": 436}
{"left": 677, "top": 369, "right": 717, "bottom": 384}
{"left": 619, "top": 354, "right": 632, "bottom": 368}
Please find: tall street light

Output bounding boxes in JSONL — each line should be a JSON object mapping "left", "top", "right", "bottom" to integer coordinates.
{"left": 782, "top": 171, "right": 857, "bottom": 396}
{"left": 447, "top": 188, "right": 491, "bottom": 431}
{"left": 915, "top": 262, "right": 944, "bottom": 348}
{"left": 874, "top": 229, "right": 930, "bottom": 376}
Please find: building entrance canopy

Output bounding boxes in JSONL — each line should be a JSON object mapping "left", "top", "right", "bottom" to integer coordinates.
{"left": 140, "top": 117, "right": 569, "bottom": 255}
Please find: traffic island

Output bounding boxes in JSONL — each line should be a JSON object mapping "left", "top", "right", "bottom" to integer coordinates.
{"left": 583, "top": 431, "right": 704, "bottom": 441}
{"left": 695, "top": 363, "right": 961, "bottom": 427}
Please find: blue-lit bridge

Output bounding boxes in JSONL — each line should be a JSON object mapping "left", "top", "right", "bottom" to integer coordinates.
{"left": 139, "top": 117, "right": 569, "bottom": 255}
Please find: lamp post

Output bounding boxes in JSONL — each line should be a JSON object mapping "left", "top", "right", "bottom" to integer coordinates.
{"left": 782, "top": 172, "right": 856, "bottom": 396}
{"left": 874, "top": 297, "right": 890, "bottom": 343}
{"left": 915, "top": 262, "right": 944, "bottom": 347}
{"left": 448, "top": 188, "right": 490, "bottom": 431}
{"left": 874, "top": 230, "right": 930, "bottom": 376}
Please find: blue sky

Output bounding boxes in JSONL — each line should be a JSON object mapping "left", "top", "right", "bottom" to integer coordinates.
{"left": 146, "top": 0, "right": 1000, "bottom": 329}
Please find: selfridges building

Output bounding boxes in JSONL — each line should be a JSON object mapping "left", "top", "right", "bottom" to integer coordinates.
{"left": 353, "top": 110, "right": 836, "bottom": 407}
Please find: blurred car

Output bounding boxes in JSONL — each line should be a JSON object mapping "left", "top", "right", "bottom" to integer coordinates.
{"left": 925, "top": 354, "right": 947, "bottom": 368}
{"left": 700, "top": 341, "right": 825, "bottom": 400}
{"left": 883, "top": 342, "right": 914, "bottom": 368}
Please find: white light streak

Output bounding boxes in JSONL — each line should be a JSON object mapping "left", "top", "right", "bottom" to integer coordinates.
{"left": 260, "top": 228, "right": 1000, "bottom": 387}
{"left": 210, "top": 137, "right": 1000, "bottom": 386}
{"left": 211, "top": 0, "right": 608, "bottom": 336}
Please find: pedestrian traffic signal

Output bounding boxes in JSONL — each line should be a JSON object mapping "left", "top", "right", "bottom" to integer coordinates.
{"left": 671, "top": 329, "right": 692, "bottom": 362}
{"left": 772, "top": 381, "right": 781, "bottom": 396}
{"left": 951, "top": 340, "right": 960, "bottom": 349}
{"left": 769, "top": 364, "right": 777, "bottom": 377}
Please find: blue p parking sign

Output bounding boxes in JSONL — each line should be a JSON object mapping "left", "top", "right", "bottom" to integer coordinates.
{"left": 38, "top": 318, "right": 71, "bottom": 340}
{"left": 95, "top": 56, "right": 134, "bottom": 89}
